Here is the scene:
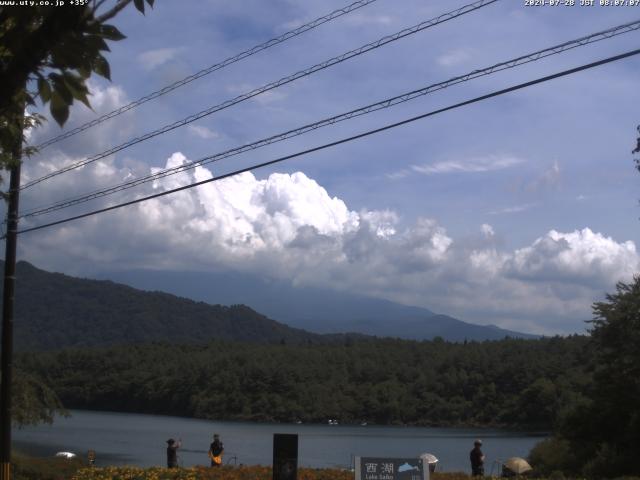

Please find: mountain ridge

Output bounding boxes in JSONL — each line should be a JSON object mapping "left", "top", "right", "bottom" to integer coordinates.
{"left": 99, "top": 267, "right": 538, "bottom": 341}
{"left": 2, "top": 261, "right": 339, "bottom": 351}
{"left": 1, "top": 261, "right": 537, "bottom": 350}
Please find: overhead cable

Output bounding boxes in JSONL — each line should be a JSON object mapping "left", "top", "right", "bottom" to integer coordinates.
{"left": 21, "top": 0, "right": 499, "bottom": 190}
{"left": 34, "top": 0, "right": 381, "bottom": 150}
{"left": 19, "top": 18, "right": 640, "bottom": 220}
{"left": 12, "top": 47, "right": 640, "bottom": 237}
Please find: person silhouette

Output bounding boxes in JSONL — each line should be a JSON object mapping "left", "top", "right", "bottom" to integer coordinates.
{"left": 166, "top": 438, "right": 182, "bottom": 468}
{"left": 470, "top": 439, "right": 485, "bottom": 476}
{"left": 208, "top": 433, "right": 224, "bottom": 467}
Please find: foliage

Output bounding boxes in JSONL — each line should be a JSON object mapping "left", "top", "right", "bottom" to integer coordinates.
{"left": 1, "top": 261, "right": 356, "bottom": 351}
{"left": 50, "top": 464, "right": 640, "bottom": 480}
{"left": 532, "top": 277, "right": 640, "bottom": 478}
{"left": 19, "top": 335, "right": 590, "bottom": 429}
{"left": 13, "top": 453, "right": 84, "bottom": 480}
{"left": 68, "top": 465, "right": 354, "bottom": 480}
{"left": 528, "top": 438, "right": 581, "bottom": 477}
{"left": 0, "top": 0, "right": 153, "bottom": 170}
{"left": 10, "top": 368, "right": 67, "bottom": 426}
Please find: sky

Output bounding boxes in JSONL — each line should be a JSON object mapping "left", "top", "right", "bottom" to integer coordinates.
{"left": 5, "top": 0, "right": 640, "bottom": 335}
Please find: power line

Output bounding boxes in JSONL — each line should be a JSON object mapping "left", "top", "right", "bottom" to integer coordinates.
{"left": 21, "top": 0, "right": 499, "bottom": 191}
{"left": 34, "top": 0, "right": 381, "bottom": 151}
{"left": 19, "top": 18, "right": 640, "bottom": 220}
{"left": 13, "top": 48, "right": 640, "bottom": 238}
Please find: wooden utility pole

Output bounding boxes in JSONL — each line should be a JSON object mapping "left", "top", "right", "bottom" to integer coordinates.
{"left": 0, "top": 111, "right": 23, "bottom": 480}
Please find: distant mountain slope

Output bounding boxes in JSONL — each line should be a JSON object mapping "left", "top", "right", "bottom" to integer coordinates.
{"left": 100, "top": 268, "right": 538, "bottom": 341}
{"left": 1, "top": 261, "right": 333, "bottom": 351}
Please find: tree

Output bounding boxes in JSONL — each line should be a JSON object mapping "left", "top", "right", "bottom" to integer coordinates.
{"left": 10, "top": 370, "right": 66, "bottom": 427}
{"left": 0, "top": 0, "right": 154, "bottom": 436}
{"left": 540, "top": 277, "right": 640, "bottom": 478}
{"left": 0, "top": 0, "right": 155, "bottom": 169}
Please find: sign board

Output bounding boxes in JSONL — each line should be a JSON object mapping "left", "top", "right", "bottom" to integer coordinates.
{"left": 273, "top": 433, "right": 298, "bottom": 480}
{"left": 354, "top": 457, "right": 429, "bottom": 480}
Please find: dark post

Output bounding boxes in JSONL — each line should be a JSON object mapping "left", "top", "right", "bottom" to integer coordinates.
{"left": 0, "top": 125, "right": 22, "bottom": 480}
{"left": 273, "top": 433, "right": 298, "bottom": 480}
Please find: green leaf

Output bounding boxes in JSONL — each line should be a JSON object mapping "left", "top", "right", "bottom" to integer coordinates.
{"left": 93, "top": 54, "right": 111, "bottom": 80}
{"left": 50, "top": 43, "right": 84, "bottom": 70}
{"left": 99, "top": 24, "right": 126, "bottom": 41}
{"left": 134, "top": 0, "right": 145, "bottom": 14}
{"left": 50, "top": 91, "right": 70, "bottom": 126}
{"left": 146, "top": 0, "right": 155, "bottom": 6}
{"left": 63, "top": 72, "right": 91, "bottom": 109}
{"left": 85, "top": 34, "right": 110, "bottom": 52}
{"left": 50, "top": 74, "right": 73, "bottom": 105}
{"left": 37, "top": 77, "right": 51, "bottom": 103}
{"left": 77, "top": 65, "right": 92, "bottom": 79}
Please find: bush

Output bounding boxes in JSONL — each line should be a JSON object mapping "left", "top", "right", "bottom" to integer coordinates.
{"left": 528, "top": 437, "right": 582, "bottom": 477}
{"left": 13, "top": 454, "right": 84, "bottom": 480}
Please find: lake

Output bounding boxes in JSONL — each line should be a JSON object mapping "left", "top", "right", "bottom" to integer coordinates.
{"left": 13, "top": 410, "right": 546, "bottom": 474}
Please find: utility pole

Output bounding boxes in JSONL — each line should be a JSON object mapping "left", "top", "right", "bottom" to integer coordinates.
{"left": 0, "top": 109, "right": 23, "bottom": 480}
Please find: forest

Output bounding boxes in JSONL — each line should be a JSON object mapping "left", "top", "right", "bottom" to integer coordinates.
{"left": 18, "top": 335, "right": 589, "bottom": 429}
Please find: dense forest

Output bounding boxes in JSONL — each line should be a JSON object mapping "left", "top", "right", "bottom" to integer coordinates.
{"left": 19, "top": 335, "right": 590, "bottom": 429}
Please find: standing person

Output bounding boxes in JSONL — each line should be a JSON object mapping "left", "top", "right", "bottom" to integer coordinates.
{"left": 469, "top": 439, "right": 485, "bottom": 477}
{"left": 166, "top": 438, "right": 182, "bottom": 468}
{"left": 208, "top": 433, "right": 224, "bottom": 467}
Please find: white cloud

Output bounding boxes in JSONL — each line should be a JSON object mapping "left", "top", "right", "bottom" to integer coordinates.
{"left": 187, "top": 125, "right": 219, "bottom": 140}
{"left": 480, "top": 223, "right": 495, "bottom": 238}
{"left": 138, "top": 48, "right": 182, "bottom": 71}
{"left": 385, "top": 169, "right": 410, "bottom": 180}
{"left": 526, "top": 160, "right": 561, "bottom": 192}
{"left": 226, "top": 83, "right": 287, "bottom": 105}
{"left": 23, "top": 82, "right": 134, "bottom": 179}
{"left": 488, "top": 203, "right": 538, "bottom": 215}
{"left": 508, "top": 228, "right": 638, "bottom": 286}
{"left": 344, "top": 13, "right": 394, "bottom": 26}
{"left": 411, "top": 154, "right": 524, "bottom": 175}
{"left": 15, "top": 150, "right": 640, "bottom": 335}
{"left": 436, "top": 48, "right": 472, "bottom": 67}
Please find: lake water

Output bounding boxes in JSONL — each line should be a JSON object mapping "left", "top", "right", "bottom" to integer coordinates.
{"left": 13, "top": 410, "right": 546, "bottom": 474}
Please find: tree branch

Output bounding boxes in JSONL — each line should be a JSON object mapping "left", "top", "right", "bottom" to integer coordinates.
{"left": 92, "top": 0, "right": 133, "bottom": 25}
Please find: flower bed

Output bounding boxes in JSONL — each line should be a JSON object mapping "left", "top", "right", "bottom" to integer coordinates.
{"left": 71, "top": 465, "right": 352, "bottom": 480}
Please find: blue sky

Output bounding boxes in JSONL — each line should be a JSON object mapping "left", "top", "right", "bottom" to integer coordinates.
{"left": 9, "top": 0, "right": 640, "bottom": 335}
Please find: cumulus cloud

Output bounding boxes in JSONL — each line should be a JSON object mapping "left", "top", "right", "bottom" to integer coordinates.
{"left": 508, "top": 228, "right": 638, "bottom": 286}
{"left": 15, "top": 150, "right": 640, "bottom": 335}
{"left": 24, "top": 81, "right": 134, "bottom": 160}
{"left": 138, "top": 47, "right": 183, "bottom": 71}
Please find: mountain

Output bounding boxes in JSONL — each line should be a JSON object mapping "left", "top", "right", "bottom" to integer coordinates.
{"left": 98, "top": 268, "right": 538, "bottom": 341}
{"left": 0, "top": 261, "right": 536, "bottom": 349}
{"left": 1, "top": 261, "right": 343, "bottom": 351}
